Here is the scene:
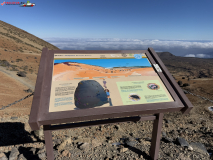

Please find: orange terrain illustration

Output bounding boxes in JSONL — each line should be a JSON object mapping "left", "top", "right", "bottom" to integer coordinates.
{"left": 53, "top": 62, "right": 157, "bottom": 81}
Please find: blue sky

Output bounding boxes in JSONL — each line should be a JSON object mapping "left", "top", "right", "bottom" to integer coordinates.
{"left": 1, "top": 0, "right": 213, "bottom": 58}
{"left": 54, "top": 58, "right": 151, "bottom": 68}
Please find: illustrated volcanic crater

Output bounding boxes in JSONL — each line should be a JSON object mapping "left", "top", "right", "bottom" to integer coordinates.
{"left": 53, "top": 62, "right": 156, "bottom": 81}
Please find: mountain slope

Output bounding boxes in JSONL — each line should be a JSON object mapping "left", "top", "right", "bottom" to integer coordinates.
{"left": 156, "top": 52, "right": 213, "bottom": 78}
{"left": 0, "top": 20, "right": 59, "bottom": 53}
{"left": 0, "top": 20, "right": 60, "bottom": 112}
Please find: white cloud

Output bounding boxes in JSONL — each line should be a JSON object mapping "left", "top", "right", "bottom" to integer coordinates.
{"left": 184, "top": 54, "right": 196, "bottom": 57}
{"left": 196, "top": 54, "right": 211, "bottom": 58}
{"left": 43, "top": 38, "right": 213, "bottom": 58}
{"left": 44, "top": 38, "right": 213, "bottom": 49}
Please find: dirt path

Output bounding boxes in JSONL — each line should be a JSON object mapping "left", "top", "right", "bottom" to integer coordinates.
{"left": 0, "top": 66, "right": 35, "bottom": 90}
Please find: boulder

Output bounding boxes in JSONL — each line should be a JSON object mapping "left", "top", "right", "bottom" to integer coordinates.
{"left": 183, "top": 83, "right": 190, "bottom": 87}
{"left": 38, "top": 153, "right": 46, "bottom": 159}
{"left": 176, "top": 137, "right": 189, "bottom": 147}
{"left": 112, "top": 142, "right": 121, "bottom": 146}
{"left": 57, "top": 138, "right": 72, "bottom": 151}
{"left": 120, "top": 147, "right": 128, "bottom": 152}
{"left": 190, "top": 142, "right": 208, "bottom": 155}
{"left": 37, "top": 147, "right": 46, "bottom": 154}
{"left": 10, "top": 117, "right": 18, "bottom": 120}
{"left": 162, "top": 137, "right": 173, "bottom": 143}
{"left": 79, "top": 143, "right": 90, "bottom": 150}
{"left": 17, "top": 154, "right": 27, "bottom": 160}
{"left": 126, "top": 141, "right": 137, "bottom": 147}
{"left": 9, "top": 147, "right": 19, "bottom": 160}
{"left": 17, "top": 71, "right": 26, "bottom": 77}
{"left": 0, "top": 152, "right": 8, "bottom": 160}
{"left": 178, "top": 81, "right": 182, "bottom": 86}
{"left": 29, "top": 148, "right": 36, "bottom": 155}
{"left": 34, "top": 129, "right": 43, "bottom": 138}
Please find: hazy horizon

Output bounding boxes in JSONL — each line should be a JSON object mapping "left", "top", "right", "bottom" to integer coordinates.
{"left": 44, "top": 38, "right": 213, "bottom": 59}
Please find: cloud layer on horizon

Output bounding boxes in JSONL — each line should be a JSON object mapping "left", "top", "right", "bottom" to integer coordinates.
{"left": 43, "top": 38, "right": 213, "bottom": 58}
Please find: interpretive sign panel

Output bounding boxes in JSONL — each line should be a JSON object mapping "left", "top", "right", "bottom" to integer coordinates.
{"left": 29, "top": 48, "right": 193, "bottom": 132}
{"left": 49, "top": 53, "right": 174, "bottom": 112}
{"left": 29, "top": 48, "right": 193, "bottom": 160}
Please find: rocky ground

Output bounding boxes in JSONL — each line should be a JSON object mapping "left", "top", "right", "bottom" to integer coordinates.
{"left": 0, "top": 96, "right": 213, "bottom": 160}
{"left": 0, "top": 49, "right": 213, "bottom": 159}
{"left": 0, "top": 60, "right": 213, "bottom": 159}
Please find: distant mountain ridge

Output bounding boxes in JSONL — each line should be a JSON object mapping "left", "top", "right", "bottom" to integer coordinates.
{"left": 156, "top": 52, "right": 175, "bottom": 57}
{"left": 156, "top": 51, "right": 213, "bottom": 78}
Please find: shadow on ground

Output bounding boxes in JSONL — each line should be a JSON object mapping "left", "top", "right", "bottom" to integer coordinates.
{"left": 0, "top": 122, "right": 43, "bottom": 146}
{"left": 4, "top": 146, "right": 41, "bottom": 160}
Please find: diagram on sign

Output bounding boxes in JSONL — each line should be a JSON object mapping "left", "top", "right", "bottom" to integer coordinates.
{"left": 49, "top": 53, "right": 174, "bottom": 112}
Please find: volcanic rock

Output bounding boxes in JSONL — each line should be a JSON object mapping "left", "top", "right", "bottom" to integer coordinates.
{"left": 17, "top": 71, "right": 26, "bottom": 77}
{"left": 190, "top": 142, "right": 208, "bottom": 155}
{"left": 176, "top": 137, "right": 189, "bottom": 147}
{"left": 9, "top": 147, "right": 19, "bottom": 160}
{"left": 178, "top": 81, "right": 182, "bottom": 86}
{"left": 74, "top": 80, "right": 108, "bottom": 109}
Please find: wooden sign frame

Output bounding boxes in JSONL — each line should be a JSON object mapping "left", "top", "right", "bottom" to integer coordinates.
{"left": 29, "top": 47, "right": 193, "bottom": 160}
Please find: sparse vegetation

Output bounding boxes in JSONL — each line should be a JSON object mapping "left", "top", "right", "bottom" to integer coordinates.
{"left": 23, "top": 65, "right": 28, "bottom": 71}
{"left": 10, "top": 67, "right": 19, "bottom": 71}
{"left": 0, "top": 59, "right": 10, "bottom": 67}
{"left": 29, "top": 68, "right": 33, "bottom": 73}
{"left": 16, "top": 59, "right": 23, "bottom": 62}
{"left": 11, "top": 65, "right": 17, "bottom": 68}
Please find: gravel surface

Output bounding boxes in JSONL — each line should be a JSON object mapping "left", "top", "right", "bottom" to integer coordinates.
{"left": 0, "top": 110, "right": 212, "bottom": 160}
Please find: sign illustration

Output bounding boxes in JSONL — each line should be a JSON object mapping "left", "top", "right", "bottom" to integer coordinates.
{"left": 49, "top": 53, "right": 174, "bottom": 112}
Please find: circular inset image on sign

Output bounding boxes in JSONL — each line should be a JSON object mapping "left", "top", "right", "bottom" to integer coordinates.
{"left": 129, "top": 93, "right": 141, "bottom": 101}
{"left": 122, "top": 53, "right": 127, "bottom": 57}
{"left": 147, "top": 83, "right": 160, "bottom": 90}
{"left": 134, "top": 54, "right": 142, "bottom": 59}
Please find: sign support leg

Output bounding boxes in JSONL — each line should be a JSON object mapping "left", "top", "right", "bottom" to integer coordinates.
{"left": 149, "top": 113, "right": 164, "bottom": 160}
{"left": 44, "top": 125, "right": 54, "bottom": 160}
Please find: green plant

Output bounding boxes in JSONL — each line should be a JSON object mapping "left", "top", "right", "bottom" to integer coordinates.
{"left": 16, "top": 58, "right": 23, "bottom": 62}
{"left": 23, "top": 65, "right": 28, "bottom": 71}
{"left": 29, "top": 69, "right": 33, "bottom": 73}
{"left": 0, "top": 64, "right": 7, "bottom": 67}
{"left": 11, "top": 65, "right": 17, "bottom": 68}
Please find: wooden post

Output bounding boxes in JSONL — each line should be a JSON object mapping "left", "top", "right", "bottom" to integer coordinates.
{"left": 150, "top": 113, "right": 164, "bottom": 160}
{"left": 43, "top": 125, "right": 54, "bottom": 160}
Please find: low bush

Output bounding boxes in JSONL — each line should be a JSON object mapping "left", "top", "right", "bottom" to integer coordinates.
{"left": 0, "top": 60, "right": 10, "bottom": 67}
{"left": 16, "top": 59, "right": 23, "bottom": 62}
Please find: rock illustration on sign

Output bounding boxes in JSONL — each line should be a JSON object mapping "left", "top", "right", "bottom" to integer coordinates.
{"left": 128, "top": 93, "right": 141, "bottom": 101}
{"left": 147, "top": 83, "right": 160, "bottom": 90}
{"left": 74, "top": 80, "right": 109, "bottom": 109}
